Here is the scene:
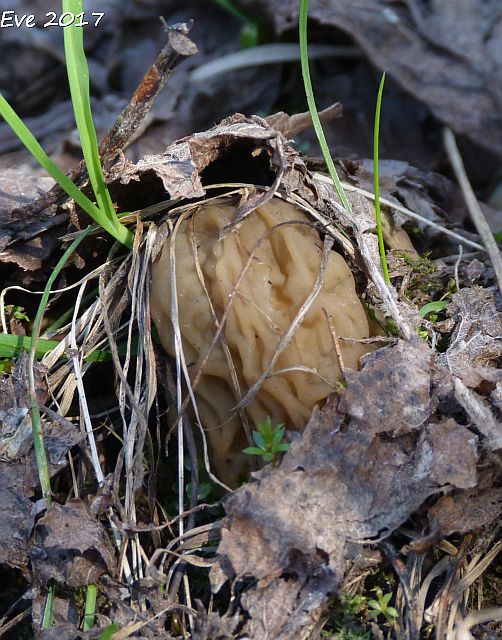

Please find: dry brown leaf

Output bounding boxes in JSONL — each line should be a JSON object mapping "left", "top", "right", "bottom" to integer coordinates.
{"left": 438, "top": 287, "right": 502, "bottom": 387}
{"left": 0, "top": 463, "right": 32, "bottom": 571}
{"left": 31, "top": 499, "right": 116, "bottom": 587}
{"left": 339, "top": 338, "right": 433, "bottom": 435}
{"left": 428, "top": 488, "right": 502, "bottom": 537}
{"left": 236, "top": 0, "right": 502, "bottom": 156}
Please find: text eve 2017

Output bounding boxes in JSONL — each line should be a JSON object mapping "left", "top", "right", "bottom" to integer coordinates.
{"left": 0, "top": 11, "right": 104, "bottom": 28}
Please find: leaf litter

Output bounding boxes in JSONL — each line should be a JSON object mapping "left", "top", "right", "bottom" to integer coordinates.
{"left": 0, "top": 108, "right": 501, "bottom": 638}
{"left": 0, "top": 5, "right": 500, "bottom": 639}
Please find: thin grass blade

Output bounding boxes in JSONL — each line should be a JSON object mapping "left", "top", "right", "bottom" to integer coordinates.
{"left": 62, "top": 0, "right": 132, "bottom": 247}
{"left": 83, "top": 583, "right": 97, "bottom": 631}
{"left": 373, "top": 72, "right": 390, "bottom": 284}
{"left": 0, "top": 93, "right": 130, "bottom": 245}
{"left": 28, "top": 226, "right": 93, "bottom": 506}
{"left": 298, "top": 0, "right": 351, "bottom": 213}
{"left": 0, "top": 333, "right": 113, "bottom": 362}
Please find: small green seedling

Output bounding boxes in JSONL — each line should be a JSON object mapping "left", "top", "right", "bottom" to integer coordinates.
{"left": 186, "top": 481, "right": 212, "bottom": 501}
{"left": 367, "top": 586, "right": 398, "bottom": 625}
{"left": 98, "top": 624, "right": 119, "bottom": 640}
{"left": 243, "top": 417, "right": 290, "bottom": 463}
{"left": 339, "top": 593, "right": 366, "bottom": 617}
{"left": 418, "top": 299, "right": 449, "bottom": 319}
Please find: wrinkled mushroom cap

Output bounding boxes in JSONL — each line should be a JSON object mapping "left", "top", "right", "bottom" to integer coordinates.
{"left": 151, "top": 197, "right": 372, "bottom": 485}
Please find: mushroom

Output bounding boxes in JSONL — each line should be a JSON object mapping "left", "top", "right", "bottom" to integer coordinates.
{"left": 151, "top": 197, "right": 373, "bottom": 486}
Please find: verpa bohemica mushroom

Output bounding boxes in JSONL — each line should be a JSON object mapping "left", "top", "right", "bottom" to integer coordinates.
{"left": 151, "top": 197, "right": 372, "bottom": 486}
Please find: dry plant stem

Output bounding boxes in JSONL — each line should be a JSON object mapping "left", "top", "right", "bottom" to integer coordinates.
{"left": 98, "top": 257, "right": 152, "bottom": 585}
{"left": 443, "top": 127, "right": 502, "bottom": 292}
{"left": 109, "top": 604, "right": 195, "bottom": 640}
{"left": 382, "top": 541, "right": 421, "bottom": 639}
{"left": 112, "top": 225, "right": 157, "bottom": 585}
{"left": 286, "top": 189, "right": 356, "bottom": 259}
{"left": 189, "top": 43, "right": 359, "bottom": 83}
{"left": 328, "top": 196, "right": 415, "bottom": 339}
{"left": 154, "top": 346, "right": 199, "bottom": 607}
{"left": 155, "top": 346, "right": 199, "bottom": 522}
{"left": 436, "top": 536, "right": 471, "bottom": 640}
{"left": 314, "top": 173, "right": 485, "bottom": 252}
{"left": 0, "top": 608, "right": 31, "bottom": 639}
{"left": 28, "top": 226, "right": 93, "bottom": 503}
{"left": 266, "top": 102, "right": 343, "bottom": 139}
{"left": 21, "top": 23, "right": 197, "bottom": 216}
{"left": 322, "top": 307, "right": 346, "bottom": 378}
{"left": 71, "top": 279, "right": 105, "bottom": 484}
{"left": 100, "top": 23, "right": 197, "bottom": 165}
{"left": 166, "top": 215, "right": 205, "bottom": 623}
{"left": 167, "top": 214, "right": 232, "bottom": 491}
{"left": 448, "top": 540, "right": 502, "bottom": 603}
{"left": 454, "top": 607, "right": 502, "bottom": 640}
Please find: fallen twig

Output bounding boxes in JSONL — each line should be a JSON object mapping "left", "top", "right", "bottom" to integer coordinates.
{"left": 443, "top": 127, "right": 502, "bottom": 293}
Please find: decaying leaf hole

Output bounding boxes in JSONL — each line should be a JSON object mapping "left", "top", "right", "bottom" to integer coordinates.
{"left": 150, "top": 193, "right": 374, "bottom": 486}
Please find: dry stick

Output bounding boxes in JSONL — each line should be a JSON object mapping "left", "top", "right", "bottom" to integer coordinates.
{"left": 443, "top": 127, "right": 502, "bottom": 293}
{"left": 70, "top": 279, "right": 105, "bottom": 483}
{"left": 0, "top": 608, "right": 32, "bottom": 639}
{"left": 313, "top": 172, "right": 485, "bottom": 252}
{"left": 19, "top": 23, "right": 197, "bottom": 217}
{"left": 154, "top": 345, "right": 199, "bottom": 604}
{"left": 322, "top": 307, "right": 346, "bottom": 379}
{"left": 100, "top": 23, "right": 198, "bottom": 165}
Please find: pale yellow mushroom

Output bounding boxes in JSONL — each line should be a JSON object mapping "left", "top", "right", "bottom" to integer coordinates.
{"left": 151, "top": 197, "right": 372, "bottom": 486}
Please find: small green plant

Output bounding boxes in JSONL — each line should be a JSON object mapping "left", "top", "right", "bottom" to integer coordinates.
{"left": 339, "top": 593, "right": 367, "bottom": 617}
{"left": 243, "top": 417, "right": 290, "bottom": 463}
{"left": 367, "top": 586, "right": 398, "bottom": 625}
{"left": 0, "top": 3, "right": 132, "bottom": 626}
{"left": 82, "top": 583, "right": 97, "bottom": 631}
{"left": 418, "top": 299, "right": 449, "bottom": 319}
{"left": 186, "top": 481, "right": 212, "bottom": 501}
{"left": 321, "top": 593, "right": 370, "bottom": 639}
{"left": 5, "top": 305, "right": 30, "bottom": 322}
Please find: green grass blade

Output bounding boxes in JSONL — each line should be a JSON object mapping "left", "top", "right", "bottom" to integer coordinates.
{"left": 98, "top": 624, "right": 119, "bottom": 639}
{"left": 0, "top": 333, "right": 113, "bottom": 363}
{"left": 0, "top": 333, "right": 61, "bottom": 360}
{"left": 62, "top": 0, "right": 133, "bottom": 248}
{"left": 298, "top": 0, "right": 351, "bottom": 213}
{"left": 0, "top": 95, "right": 103, "bottom": 229}
{"left": 0, "top": 93, "right": 131, "bottom": 246}
{"left": 373, "top": 72, "right": 390, "bottom": 284}
{"left": 42, "top": 582, "right": 55, "bottom": 629}
{"left": 83, "top": 583, "right": 97, "bottom": 631}
{"left": 28, "top": 226, "right": 92, "bottom": 505}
